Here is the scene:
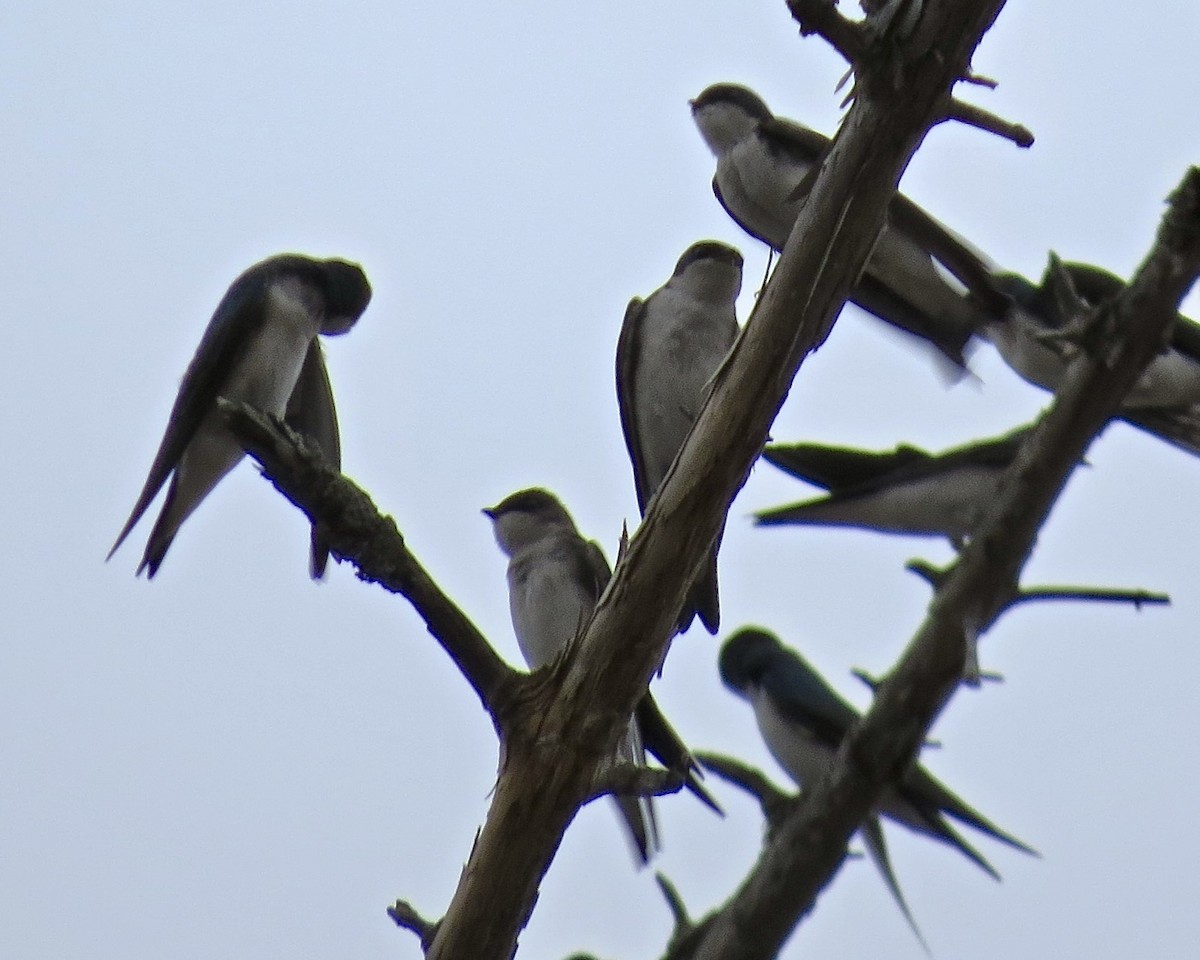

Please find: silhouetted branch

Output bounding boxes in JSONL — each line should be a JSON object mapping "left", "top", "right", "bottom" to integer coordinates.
{"left": 790, "top": 0, "right": 1031, "bottom": 145}
{"left": 786, "top": 0, "right": 868, "bottom": 62}
{"left": 906, "top": 559, "right": 1171, "bottom": 612}
{"left": 698, "top": 753, "right": 799, "bottom": 846}
{"left": 1016, "top": 587, "right": 1170, "bottom": 608}
{"left": 227, "top": 13, "right": 1200, "bottom": 960}
{"left": 387, "top": 900, "right": 439, "bottom": 952}
{"left": 676, "top": 162, "right": 1200, "bottom": 959}
{"left": 641, "top": 22, "right": 1200, "bottom": 960}
{"left": 219, "top": 401, "right": 513, "bottom": 713}
{"left": 656, "top": 873, "right": 693, "bottom": 940}
{"left": 946, "top": 99, "right": 1034, "bottom": 147}
{"left": 586, "top": 765, "right": 686, "bottom": 804}
{"left": 413, "top": 1, "right": 1039, "bottom": 956}
{"left": 852, "top": 665, "right": 992, "bottom": 704}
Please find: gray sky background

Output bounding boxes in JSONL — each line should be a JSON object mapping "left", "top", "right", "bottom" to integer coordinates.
{"left": 5, "top": 2, "right": 1199, "bottom": 958}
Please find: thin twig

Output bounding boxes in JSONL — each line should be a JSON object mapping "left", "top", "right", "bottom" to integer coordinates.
{"left": 586, "top": 765, "right": 686, "bottom": 804}
{"left": 656, "top": 873, "right": 692, "bottom": 935}
{"left": 1014, "top": 587, "right": 1170, "bottom": 609}
{"left": 905, "top": 559, "right": 1170, "bottom": 612}
{"left": 696, "top": 752, "right": 795, "bottom": 833}
{"left": 946, "top": 98, "right": 1034, "bottom": 146}
{"left": 786, "top": 0, "right": 868, "bottom": 61}
{"left": 387, "top": 900, "right": 440, "bottom": 952}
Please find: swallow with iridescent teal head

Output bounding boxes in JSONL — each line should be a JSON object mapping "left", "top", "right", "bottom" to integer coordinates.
{"left": 719, "top": 627, "right": 1036, "bottom": 944}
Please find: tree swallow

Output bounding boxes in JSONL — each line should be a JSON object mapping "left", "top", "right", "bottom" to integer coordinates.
{"left": 616, "top": 240, "right": 743, "bottom": 634}
{"left": 485, "top": 487, "right": 715, "bottom": 864}
{"left": 689, "top": 82, "right": 1010, "bottom": 368}
{"left": 989, "top": 258, "right": 1200, "bottom": 411}
{"left": 719, "top": 627, "right": 1035, "bottom": 938}
{"left": 108, "top": 253, "right": 371, "bottom": 578}
{"left": 755, "top": 428, "right": 1029, "bottom": 545}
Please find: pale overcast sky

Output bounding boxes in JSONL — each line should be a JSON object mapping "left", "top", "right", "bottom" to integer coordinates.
{"left": 4, "top": 2, "right": 1200, "bottom": 958}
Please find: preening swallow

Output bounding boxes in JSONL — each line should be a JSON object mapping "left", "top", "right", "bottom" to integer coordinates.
{"left": 689, "top": 82, "right": 1010, "bottom": 369}
{"left": 485, "top": 488, "right": 718, "bottom": 864}
{"left": 108, "top": 253, "right": 371, "bottom": 577}
{"left": 616, "top": 240, "right": 743, "bottom": 634}
{"left": 719, "top": 627, "right": 1036, "bottom": 942}
{"left": 755, "top": 428, "right": 1030, "bottom": 545}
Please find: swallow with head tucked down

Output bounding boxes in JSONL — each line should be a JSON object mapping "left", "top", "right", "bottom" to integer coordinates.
{"left": 719, "top": 627, "right": 1036, "bottom": 942}
{"left": 616, "top": 240, "right": 743, "bottom": 634}
{"left": 108, "top": 253, "right": 371, "bottom": 578}
{"left": 689, "top": 82, "right": 1010, "bottom": 370}
{"left": 755, "top": 427, "right": 1030, "bottom": 547}
{"left": 485, "top": 487, "right": 718, "bottom": 864}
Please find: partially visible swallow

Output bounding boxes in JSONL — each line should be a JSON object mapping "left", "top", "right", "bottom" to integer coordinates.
{"left": 690, "top": 82, "right": 1010, "bottom": 369}
{"left": 719, "top": 627, "right": 1036, "bottom": 942}
{"left": 987, "top": 258, "right": 1200, "bottom": 460}
{"left": 485, "top": 488, "right": 719, "bottom": 864}
{"left": 989, "top": 258, "right": 1200, "bottom": 410}
{"left": 109, "top": 253, "right": 371, "bottom": 577}
{"left": 616, "top": 240, "right": 743, "bottom": 634}
{"left": 755, "top": 428, "right": 1030, "bottom": 545}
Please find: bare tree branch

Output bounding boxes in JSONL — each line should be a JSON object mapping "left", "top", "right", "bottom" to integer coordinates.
{"left": 786, "top": 0, "right": 868, "bottom": 62}
{"left": 586, "top": 765, "right": 686, "bottom": 804}
{"left": 425, "top": 0, "right": 1001, "bottom": 948}
{"left": 218, "top": 400, "right": 514, "bottom": 713}
{"left": 790, "top": 0, "right": 1032, "bottom": 146}
{"left": 1012, "top": 586, "right": 1170, "bottom": 608}
{"left": 945, "top": 98, "right": 1034, "bottom": 146}
{"left": 674, "top": 163, "right": 1200, "bottom": 960}
{"left": 387, "top": 900, "right": 439, "bottom": 951}
{"left": 227, "top": 4, "right": 1198, "bottom": 958}
{"left": 656, "top": 873, "right": 694, "bottom": 942}
{"left": 855, "top": 663, "right": 998, "bottom": 696}
{"left": 906, "top": 559, "right": 1171, "bottom": 610}
{"left": 695, "top": 753, "right": 794, "bottom": 829}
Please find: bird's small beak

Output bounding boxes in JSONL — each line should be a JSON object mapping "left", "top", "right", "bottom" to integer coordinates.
{"left": 687, "top": 98, "right": 697, "bottom": 108}
{"left": 482, "top": 507, "right": 497, "bottom": 519}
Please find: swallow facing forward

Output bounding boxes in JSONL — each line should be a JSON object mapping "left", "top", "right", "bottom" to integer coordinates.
{"left": 485, "top": 487, "right": 718, "bottom": 864}
{"left": 109, "top": 253, "right": 371, "bottom": 577}
{"left": 719, "top": 627, "right": 1036, "bottom": 942}
{"left": 756, "top": 428, "right": 1031, "bottom": 545}
{"left": 616, "top": 240, "right": 743, "bottom": 634}
{"left": 690, "top": 82, "right": 1009, "bottom": 368}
